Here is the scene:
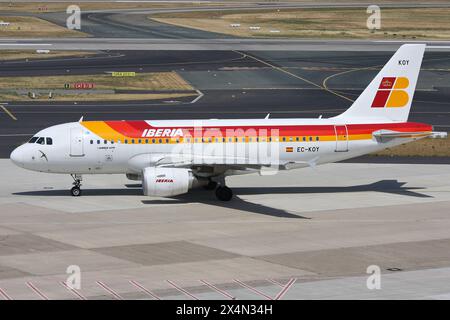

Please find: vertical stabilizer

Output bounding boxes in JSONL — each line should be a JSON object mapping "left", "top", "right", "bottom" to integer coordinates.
{"left": 335, "top": 44, "right": 425, "bottom": 123}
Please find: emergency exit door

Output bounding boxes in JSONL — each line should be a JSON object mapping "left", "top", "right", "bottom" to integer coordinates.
{"left": 334, "top": 125, "right": 348, "bottom": 152}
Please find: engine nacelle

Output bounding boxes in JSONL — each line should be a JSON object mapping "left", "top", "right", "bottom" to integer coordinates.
{"left": 142, "top": 167, "right": 197, "bottom": 197}
{"left": 126, "top": 173, "right": 141, "bottom": 181}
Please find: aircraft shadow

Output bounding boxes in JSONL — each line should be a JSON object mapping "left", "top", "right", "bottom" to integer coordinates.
{"left": 233, "top": 180, "right": 433, "bottom": 199}
{"left": 141, "top": 179, "right": 431, "bottom": 219}
{"left": 14, "top": 180, "right": 431, "bottom": 219}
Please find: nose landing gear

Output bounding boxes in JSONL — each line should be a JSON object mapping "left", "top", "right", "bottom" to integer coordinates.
{"left": 70, "top": 174, "right": 82, "bottom": 197}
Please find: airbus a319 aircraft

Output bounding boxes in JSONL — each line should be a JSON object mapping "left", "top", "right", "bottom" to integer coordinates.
{"left": 10, "top": 44, "right": 445, "bottom": 201}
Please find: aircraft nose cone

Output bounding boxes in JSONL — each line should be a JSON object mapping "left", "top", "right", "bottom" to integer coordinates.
{"left": 10, "top": 147, "right": 23, "bottom": 167}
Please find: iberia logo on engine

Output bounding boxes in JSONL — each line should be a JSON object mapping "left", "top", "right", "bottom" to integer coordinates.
{"left": 156, "top": 178, "right": 174, "bottom": 183}
{"left": 371, "top": 77, "right": 409, "bottom": 108}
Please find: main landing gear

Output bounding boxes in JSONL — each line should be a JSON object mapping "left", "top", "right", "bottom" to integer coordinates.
{"left": 70, "top": 174, "right": 82, "bottom": 197}
{"left": 215, "top": 186, "right": 233, "bottom": 201}
{"left": 207, "top": 177, "right": 233, "bottom": 201}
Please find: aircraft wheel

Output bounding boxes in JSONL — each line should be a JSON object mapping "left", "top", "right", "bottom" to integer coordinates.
{"left": 215, "top": 186, "right": 233, "bottom": 201}
{"left": 204, "top": 180, "right": 218, "bottom": 190}
{"left": 71, "top": 186, "right": 82, "bottom": 197}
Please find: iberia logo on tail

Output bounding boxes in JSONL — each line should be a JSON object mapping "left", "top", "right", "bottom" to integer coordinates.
{"left": 371, "top": 77, "right": 409, "bottom": 108}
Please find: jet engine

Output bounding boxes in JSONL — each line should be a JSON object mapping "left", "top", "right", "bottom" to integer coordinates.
{"left": 142, "top": 167, "right": 207, "bottom": 197}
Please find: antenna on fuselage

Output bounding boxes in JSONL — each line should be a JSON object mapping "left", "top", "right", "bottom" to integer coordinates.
{"left": 78, "top": 116, "right": 84, "bottom": 122}
{"left": 265, "top": 113, "right": 270, "bottom": 119}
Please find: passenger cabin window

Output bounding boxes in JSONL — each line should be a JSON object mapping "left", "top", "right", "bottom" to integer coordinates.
{"left": 46, "top": 138, "right": 53, "bottom": 145}
{"left": 28, "top": 137, "right": 38, "bottom": 143}
{"left": 36, "top": 137, "right": 45, "bottom": 145}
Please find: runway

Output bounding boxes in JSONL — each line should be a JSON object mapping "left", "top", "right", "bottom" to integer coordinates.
{"left": 0, "top": 160, "right": 449, "bottom": 299}
{"left": 2, "top": 38, "right": 450, "bottom": 51}
{"left": 0, "top": 49, "right": 449, "bottom": 158}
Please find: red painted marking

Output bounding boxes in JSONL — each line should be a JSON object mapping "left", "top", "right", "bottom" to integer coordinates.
{"left": 0, "top": 287, "right": 12, "bottom": 300}
{"left": 105, "top": 121, "right": 142, "bottom": 138}
{"left": 166, "top": 280, "right": 198, "bottom": 300}
{"left": 371, "top": 90, "right": 391, "bottom": 108}
{"left": 266, "top": 279, "right": 284, "bottom": 288}
{"left": 379, "top": 77, "right": 396, "bottom": 89}
{"left": 88, "top": 121, "right": 432, "bottom": 139}
{"left": 96, "top": 281, "right": 123, "bottom": 300}
{"left": 200, "top": 280, "right": 236, "bottom": 300}
{"left": 347, "top": 122, "right": 432, "bottom": 135}
{"left": 126, "top": 120, "right": 152, "bottom": 132}
{"left": 60, "top": 281, "right": 87, "bottom": 300}
{"left": 233, "top": 279, "right": 273, "bottom": 300}
{"left": 129, "top": 280, "right": 161, "bottom": 300}
{"left": 274, "top": 278, "right": 297, "bottom": 300}
{"left": 26, "top": 281, "right": 49, "bottom": 300}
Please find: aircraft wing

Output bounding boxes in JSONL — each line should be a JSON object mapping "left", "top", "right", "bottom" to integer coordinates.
{"left": 128, "top": 153, "right": 314, "bottom": 177}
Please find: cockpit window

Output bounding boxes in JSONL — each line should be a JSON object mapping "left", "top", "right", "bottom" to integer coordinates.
{"left": 28, "top": 137, "right": 38, "bottom": 143}
{"left": 46, "top": 137, "right": 53, "bottom": 145}
{"left": 36, "top": 137, "right": 45, "bottom": 145}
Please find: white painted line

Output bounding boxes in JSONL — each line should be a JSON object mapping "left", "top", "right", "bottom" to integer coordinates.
{"left": 428, "top": 46, "right": 450, "bottom": 49}
{"left": 233, "top": 279, "right": 273, "bottom": 300}
{"left": 374, "top": 40, "right": 450, "bottom": 43}
{"left": 26, "top": 281, "right": 49, "bottom": 300}
{"left": 129, "top": 280, "right": 161, "bottom": 300}
{"left": 96, "top": 281, "right": 123, "bottom": 300}
{"left": 166, "top": 280, "right": 198, "bottom": 300}
{"left": 1, "top": 105, "right": 17, "bottom": 121}
{"left": 0, "top": 134, "right": 32, "bottom": 137}
{"left": 200, "top": 280, "right": 236, "bottom": 300}
{"left": 274, "top": 278, "right": 297, "bottom": 300}
{"left": 116, "top": 1, "right": 212, "bottom": 3}
{"left": 190, "top": 89, "right": 204, "bottom": 104}
{"left": 0, "top": 287, "right": 12, "bottom": 300}
{"left": 0, "top": 44, "right": 52, "bottom": 46}
{"left": 60, "top": 281, "right": 87, "bottom": 300}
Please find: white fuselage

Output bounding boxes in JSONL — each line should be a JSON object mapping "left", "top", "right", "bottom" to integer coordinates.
{"left": 10, "top": 118, "right": 427, "bottom": 177}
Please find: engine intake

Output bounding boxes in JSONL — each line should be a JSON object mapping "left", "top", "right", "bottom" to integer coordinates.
{"left": 143, "top": 167, "right": 204, "bottom": 197}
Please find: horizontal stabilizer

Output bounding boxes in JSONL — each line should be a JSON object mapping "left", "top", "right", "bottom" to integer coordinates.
{"left": 372, "top": 129, "right": 432, "bottom": 142}
{"left": 429, "top": 132, "right": 448, "bottom": 139}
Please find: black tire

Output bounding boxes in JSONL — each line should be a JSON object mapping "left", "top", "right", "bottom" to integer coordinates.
{"left": 215, "top": 186, "right": 233, "bottom": 201}
{"left": 204, "top": 180, "right": 218, "bottom": 190}
{"left": 71, "top": 186, "right": 81, "bottom": 197}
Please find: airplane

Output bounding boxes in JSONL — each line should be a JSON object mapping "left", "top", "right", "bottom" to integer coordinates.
{"left": 10, "top": 44, "right": 446, "bottom": 201}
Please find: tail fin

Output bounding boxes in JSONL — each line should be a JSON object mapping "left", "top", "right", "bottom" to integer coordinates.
{"left": 335, "top": 44, "right": 425, "bottom": 123}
